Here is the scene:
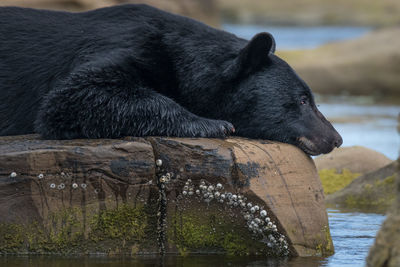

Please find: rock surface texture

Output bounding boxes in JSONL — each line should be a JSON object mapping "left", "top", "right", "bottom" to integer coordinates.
{"left": 367, "top": 159, "right": 400, "bottom": 267}
{"left": 314, "top": 146, "right": 392, "bottom": 174}
{"left": 325, "top": 161, "right": 398, "bottom": 212}
{"left": 0, "top": 135, "right": 332, "bottom": 257}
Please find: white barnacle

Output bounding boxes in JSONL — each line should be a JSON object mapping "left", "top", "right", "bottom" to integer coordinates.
{"left": 207, "top": 185, "right": 214, "bottom": 192}
{"left": 260, "top": 210, "right": 267, "bottom": 217}
{"left": 250, "top": 207, "right": 256, "bottom": 213}
{"left": 183, "top": 185, "right": 189, "bottom": 191}
{"left": 187, "top": 178, "right": 192, "bottom": 183}
{"left": 81, "top": 183, "right": 87, "bottom": 189}
{"left": 219, "top": 199, "right": 224, "bottom": 203}
{"left": 203, "top": 193, "right": 209, "bottom": 199}
{"left": 216, "top": 183, "right": 223, "bottom": 190}
{"left": 233, "top": 202, "right": 239, "bottom": 207}
{"left": 10, "top": 172, "right": 17, "bottom": 178}
{"left": 182, "top": 191, "right": 188, "bottom": 196}
{"left": 267, "top": 222, "right": 273, "bottom": 227}
{"left": 240, "top": 202, "right": 246, "bottom": 208}
{"left": 247, "top": 203, "right": 252, "bottom": 209}
{"left": 214, "top": 191, "right": 220, "bottom": 198}
{"left": 220, "top": 194, "right": 226, "bottom": 199}
{"left": 195, "top": 189, "right": 200, "bottom": 195}
{"left": 232, "top": 194, "right": 238, "bottom": 201}
{"left": 159, "top": 176, "right": 166, "bottom": 183}
{"left": 38, "top": 173, "right": 44, "bottom": 179}
{"left": 188, "top": 191, "right": 194, "bottom": 196}
{"left": 50, "top": 183, "right": 56, "bottom": 189}
{"left": 155, "top": 159, "right": 162, "bottom": 167}
{"left": 254, "top": 205, "right": 259, "bottom": 211}
{"left": 265, "top": 217, "right": 271, "bottom": 223}
{"left": 254, "top": 218, "right": 261, "bottom": 224}
{"left": 72, "top": 183, "right": 78, "bottom": 189}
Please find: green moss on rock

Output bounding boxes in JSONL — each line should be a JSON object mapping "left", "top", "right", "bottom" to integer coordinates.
{"left": 89, "top": 204, "right": 147, "bottom": 243}
{"left": 0, "top": 223, "right": 24, "bottom": 252}
{"left": 344, "top": 175, "right": 396, "bottom": 211}
{"left": 0, "top": 204, "right": 154, "bottom": 255}
{"left": 319, "top": 168, "right": 361, "bottom": 195}
{"left": 169, "top": 210, "right": 273, "bottom": 256}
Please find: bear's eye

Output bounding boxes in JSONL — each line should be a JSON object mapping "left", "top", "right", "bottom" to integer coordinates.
{"left": 300, "top": 96, "right": 308, "bottom": 105}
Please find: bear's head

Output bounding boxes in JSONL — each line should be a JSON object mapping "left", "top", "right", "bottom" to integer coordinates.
{"left": 223, "top": 32, "right": 342, "bottom": 156}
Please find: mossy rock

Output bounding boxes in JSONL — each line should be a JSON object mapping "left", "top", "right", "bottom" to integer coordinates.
{"left": 0, "top": 203, "right": 157, "bottom": 254}
{"left": 325, "top": 161, "right": 398, "bottom": 212}
{"left": 0, "top": 135, "right": 333, "bottom": 256}
{"left": 367, "top": 159, "right": 400, "bottom": 267}
{"left": 314, "top": 146, "right": 392, "bottom": 175}
{"left": 319, "top": 168, "right": 361, "bottom": 195}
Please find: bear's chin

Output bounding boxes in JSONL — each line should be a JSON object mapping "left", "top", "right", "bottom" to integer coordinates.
{"left": 297, "top": 136, "right": 324, "bottom": 156}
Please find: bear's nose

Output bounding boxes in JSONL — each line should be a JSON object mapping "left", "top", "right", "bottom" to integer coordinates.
{"left": 333, "top": 134, "right": 343, "bottom": 148}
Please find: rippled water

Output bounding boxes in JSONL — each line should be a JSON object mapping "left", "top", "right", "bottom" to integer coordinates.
{"left": 1, "top": 209, "right": 386, "bottom": 267}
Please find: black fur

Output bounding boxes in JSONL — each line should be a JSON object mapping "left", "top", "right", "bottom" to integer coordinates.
{"left": 0, "top": 4, "right": 342, "bottom": 155}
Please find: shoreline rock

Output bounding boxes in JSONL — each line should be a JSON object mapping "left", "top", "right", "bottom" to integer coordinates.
{"left": 0, "top": 135, "right": 333, "bottom": 257}
{"left": 315, "top": 146, "right": 392, "bottom": 175}
{"left": 278, "top": 27, "right": 400, "bottom": 102}
{"left": 325, "top": 161, "right": 398, "bottom": 213}
{"left": 367, "top": 159, "right": 400, "bottom": 266}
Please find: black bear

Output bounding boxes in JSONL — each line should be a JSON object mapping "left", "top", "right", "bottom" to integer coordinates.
{"left": 0, "top": 4, "right": 342, "bottom": 155}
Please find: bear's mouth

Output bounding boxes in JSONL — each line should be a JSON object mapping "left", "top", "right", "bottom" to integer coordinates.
{"left": 297, "top": 136, "right": 320, "bottom": 156}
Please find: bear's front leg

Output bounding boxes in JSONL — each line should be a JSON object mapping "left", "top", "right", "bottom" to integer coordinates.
{"left": 35, "top": 63, "right": 234, "bottom": 139}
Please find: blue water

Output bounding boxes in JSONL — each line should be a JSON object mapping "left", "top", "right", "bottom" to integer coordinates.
{"left": 318, "top": 100, "right": 400, "bottom": 160}
{"left": 223, "top": 24, "right": 371, "bottom": 50}
{"left": 324, "top": 209, "right": 386, "bottom": 267}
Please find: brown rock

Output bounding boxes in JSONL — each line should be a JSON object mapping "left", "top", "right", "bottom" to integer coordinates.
{"left": 367, "top": 159, "right": 400, "bottom": 267}
{"left": 314, "top": 146, "right": 392, "bottom": 174}
{"left": 325, "top": 161, "right": 398, "bottom": 212}
{"left": 0, "top": 135, "right": 332, "bottom": 257}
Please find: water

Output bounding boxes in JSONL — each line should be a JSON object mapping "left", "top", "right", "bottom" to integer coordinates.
{"left": 317, "top": 100, "right": 400, "bottom": 160}
{"left": 1, "top": 209, "right": 385, "bottom": 267}
{"left": 222, "top": 24, "right": 371, "bottom": 50}
{"left": 324, "top": 209, "right": 386, "bottom": 267}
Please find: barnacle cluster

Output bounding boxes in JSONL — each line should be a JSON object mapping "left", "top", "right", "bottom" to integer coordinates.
{"left": 181, "top": 178, "right": 289, "bottom": 255}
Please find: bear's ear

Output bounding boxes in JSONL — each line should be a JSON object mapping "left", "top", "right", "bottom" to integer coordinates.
{"left": 239, "top": 32, "right": 275, "bottom": 68}
{"left": 223, "top": 32, "right": 276, "bottom": 79}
